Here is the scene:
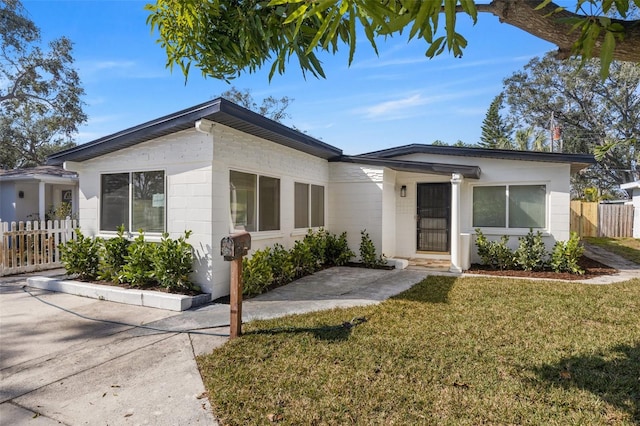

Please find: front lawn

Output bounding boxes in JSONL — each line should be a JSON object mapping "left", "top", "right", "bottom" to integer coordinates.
{"left": 197, "top": 276, "right": 640, "bottom": 425}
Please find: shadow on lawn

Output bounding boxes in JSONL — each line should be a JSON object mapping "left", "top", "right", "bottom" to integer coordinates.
{"left": 244, "top": 318, "right": 368, "bottom": 342}
{"left": 392, "top": 276, "right": 457, "bottom": 304}
{"left": 533, "top": 343, "right": 640, "bottom": 422}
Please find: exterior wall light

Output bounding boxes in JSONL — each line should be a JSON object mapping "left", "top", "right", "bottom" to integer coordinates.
{"left": 18, "top": 190, "right": 25, "bottom": 199}
{"left": 400, "top": 185, "right": 407, "bottom": 197}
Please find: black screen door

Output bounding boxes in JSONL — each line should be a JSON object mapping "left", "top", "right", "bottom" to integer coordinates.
{"left": 417, "top": 183, "right": 451, "bottom": 252}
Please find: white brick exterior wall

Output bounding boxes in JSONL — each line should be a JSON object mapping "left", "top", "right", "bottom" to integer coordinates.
{"left": 328, "top": 163, "right": 384, "bottom": 260}
{"left": 72, "top": 124, "right": 330, "bottom": 298}
{"left": 72, "top": 128, "right": 216, "bottom": 291}
{"left": 209, "top": 124, "right": 330, "bottom": 298}
{"left": 329, "top": 153, "right": 572, "bottom": 266}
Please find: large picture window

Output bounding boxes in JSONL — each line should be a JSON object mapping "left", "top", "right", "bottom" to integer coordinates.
{"left": 100, "top": 171, "right": 165, "bottom": 232}
{"left": 230, "top": 171, "right": 280, "bottom": 232}
{"left": 294, "top": 182, "right": 325, "bottom": 228}
{"left": 473, "top": 184, "right": 546, "bottom": 229}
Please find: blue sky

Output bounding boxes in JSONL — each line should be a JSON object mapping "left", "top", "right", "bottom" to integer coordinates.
{"left": 24, "top": 0, "right": 555, "bottom": 155}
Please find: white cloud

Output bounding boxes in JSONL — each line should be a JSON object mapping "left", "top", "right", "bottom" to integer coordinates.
{"left": 352, "top": 85, "right": 498, "bottom": 122}
{"left": 79, "top": 59, "right": 136, "bottom": 74}
{"left": 78, "top": 59, "right": 168, "bottom": 80}
{"left": 356, "top": 93, "right": 429, "bottom": 119}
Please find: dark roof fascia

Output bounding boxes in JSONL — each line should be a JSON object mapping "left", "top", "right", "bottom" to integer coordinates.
{"left": 213, "top": 100, "right": 342, "bottom": 159}
{"left": 331, "top": 156, "right": 481, "bottom": 179}
{"left": 47, "top": 98, "right": 342, "bottom": 165}
{"left": 358, "top": 144, "right": 596, "bottom": 168}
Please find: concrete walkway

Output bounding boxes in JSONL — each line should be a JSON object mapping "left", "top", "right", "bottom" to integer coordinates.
{"left": 1, "top": 247, "right": 637, "bottom": 425}
{"left": 580, "top": 242, "right": 640, "bottom": 284}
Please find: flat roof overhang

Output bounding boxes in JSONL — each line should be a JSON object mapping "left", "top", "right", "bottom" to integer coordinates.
{"left": 47, "top": 98, "right": 342, "bottom": 166}
{"left": 331, "top": 156, "right": 481, "bottom": 179}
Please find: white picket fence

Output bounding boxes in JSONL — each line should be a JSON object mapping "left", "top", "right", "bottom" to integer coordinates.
{"left": 0, "top": 218, "right": 77, "bottom": 276}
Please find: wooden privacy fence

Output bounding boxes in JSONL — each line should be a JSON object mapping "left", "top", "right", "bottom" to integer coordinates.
{"left": 570, "top": 201, "right": 598, "bottom": 237}
{"left": 0, "top": 219, "right": 77, "bottom": 276}
{"left": 570, "top": 201, "right": 634, "bottom": 238}
{"left": 598, "top": 203, "right": 634, "bottom": 238}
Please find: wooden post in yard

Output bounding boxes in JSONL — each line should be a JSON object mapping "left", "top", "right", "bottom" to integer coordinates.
{"left": 221, "top": 231, "right": 250, "bottom": 340}
{"left": 230, "top": 257, "right": 243, "bottom": 339}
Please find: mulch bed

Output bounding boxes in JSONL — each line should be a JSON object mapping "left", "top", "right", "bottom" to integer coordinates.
{"left": 465, "top": 256, "right": 617, "bottom": 281}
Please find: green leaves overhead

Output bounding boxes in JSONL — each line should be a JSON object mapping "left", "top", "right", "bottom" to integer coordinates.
{"left": 146, "top": 1, "right": 639, "bottom": 82}
{"left": 145, "top": 0, "right": 478, "bottom": 81}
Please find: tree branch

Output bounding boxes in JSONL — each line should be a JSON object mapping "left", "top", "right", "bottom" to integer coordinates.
{"left": 470, "top": 0, "right": 640, "bottom": 63}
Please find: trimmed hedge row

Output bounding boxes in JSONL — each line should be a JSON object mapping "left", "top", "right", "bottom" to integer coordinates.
{"left": 475, "top": 228, "right": 584, "bottom": 274}
{"left": 59, "top": 226, "right": 199, "bottom": 293}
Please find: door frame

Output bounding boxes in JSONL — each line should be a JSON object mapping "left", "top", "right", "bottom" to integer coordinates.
{"left": 416, "top": 182, "right": 451, "bottom": 253}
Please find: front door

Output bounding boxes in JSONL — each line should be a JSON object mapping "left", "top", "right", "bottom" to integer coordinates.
{"left": 416, "top": 183, "right": 451, "bottom": 252}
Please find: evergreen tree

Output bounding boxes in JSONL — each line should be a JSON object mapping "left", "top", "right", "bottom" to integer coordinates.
{"left": 479, "top": 94, "right": 512, "bottom": 149}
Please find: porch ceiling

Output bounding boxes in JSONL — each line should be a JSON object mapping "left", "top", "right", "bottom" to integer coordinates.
{"left": 330, "top": 155, "right": 481, "bottom": 179}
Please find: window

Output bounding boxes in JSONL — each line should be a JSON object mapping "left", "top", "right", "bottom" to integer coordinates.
{"left": 100, "top": 171, "right": 165, "bottom": 232}
{"left": 473, "top": 184, "right": 546, "bottom": 229}
{"left": 294, "top": 182, "right": 325, "bottom": 228}
{"left": 230, "top": 171, "right": 280, "bottom": 232}
{"left": 311, "top": 184, "right": 325, "bottom": 227}
{"left": 294, "top": 183, "right": 309, "bottom": 229}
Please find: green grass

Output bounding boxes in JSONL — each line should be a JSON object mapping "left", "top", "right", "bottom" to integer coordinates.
{"left": 584, "top": 237, "right": 640, "bottom": 264}
{"left": 197, "top": 276, "right": 640, "bottom": 425}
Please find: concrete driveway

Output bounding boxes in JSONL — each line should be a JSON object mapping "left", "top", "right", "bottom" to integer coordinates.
{"left": 0, "top": 267, "right": 431, "bottom": 425}
{"left": 0, "top": 272, "right": 227, "bottom": 425}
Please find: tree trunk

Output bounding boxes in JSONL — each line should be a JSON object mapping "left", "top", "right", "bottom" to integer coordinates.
{"left": 476, "top": 0, "right": 640, "bottom": 63}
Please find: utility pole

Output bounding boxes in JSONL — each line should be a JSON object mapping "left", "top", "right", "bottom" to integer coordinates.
{"left": 549, "top": 111, "right": 555, "bottom": 153}
{"left": 549, "top": 111, "right": 562, "bottom": 153}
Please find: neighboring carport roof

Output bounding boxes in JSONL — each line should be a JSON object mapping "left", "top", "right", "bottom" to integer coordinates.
{"left": 331, "top": 155, "right": 481, "bottom": 179}
{"left": 46, "top": 98, "right": 343, "bottom": 166}
{"left": 0, "top": 166, "right": 78, "bottom": 181}
{"left": 359, "top": 144, "right": 596, "bottom": 174}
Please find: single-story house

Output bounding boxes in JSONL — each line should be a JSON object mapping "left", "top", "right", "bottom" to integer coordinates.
{"left": 0, "top": 166, "right": 79, "bottom": 223}
{"left": 46, "top": 99, "right": 595, "bottom": 299}
{"left": 620, "top": 180, "right": 640, "bottom": 238}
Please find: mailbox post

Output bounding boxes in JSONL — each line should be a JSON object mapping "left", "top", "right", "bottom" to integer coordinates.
{"left": 220, "top": 232, "right": 251, "bottom": 339}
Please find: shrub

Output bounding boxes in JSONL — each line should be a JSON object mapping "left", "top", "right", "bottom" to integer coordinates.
{"left": 551, "top": 232, "right": 585, "bottom": 274}
{"left": 325, "top": 231, "right": 354, "bottom": 266}
{"left": 99, "top": 225, "right": 130, "bottom": 283}
{"left": 268, "top": 243, "right": 295, "bottom": 286}
{"left": 474, "top": 229, "right": 514, "bottom": 270}
{"left": 359, "top": 229, "right": 387, "bottom": 268}
{"left": 119, "top": 231, "right": 156, "bottom": 287}
{"left": 242, "top": 248, "right": 274, "bottom": 296}
{"left": 59, "top": 229, "right": 101, "bottom": 280}
{"left": 303, "top": 228, "right": 328, "bottom": 270}
{"left": 515, "top": 229, "right": 548, "bottom": 271}
{"left": 46, "top": 202, "right": 74, "bottom": 221}
{"left": 154, "top": 231, "right": 199, "bottom": 293}
{"left": 290, "top": 238, "right": 316, "bottom": 278}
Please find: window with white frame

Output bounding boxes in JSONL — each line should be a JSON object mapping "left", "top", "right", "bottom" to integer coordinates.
{"left": 473, "top": 184, "right": 546, "bottom": 229}
{"left": 100, "top": 170, "right": 165, "bottom": 233}
{"left": 294, "top": 182, "right": 324, "bottom": 228}
{"left": 230, "top": 170, "right": 280, "bottom": 232}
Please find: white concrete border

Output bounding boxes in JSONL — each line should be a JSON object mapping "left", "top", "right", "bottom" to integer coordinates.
{"left": 26, "top": 277, "right": 212, "bottom": 311}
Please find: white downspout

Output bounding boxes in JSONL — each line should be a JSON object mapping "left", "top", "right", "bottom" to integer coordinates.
{"left": 449, "top": 173, "right": 463, "bottom": 273}
{"left": 38, "top": 181, "right": 46, "bottom": 221}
